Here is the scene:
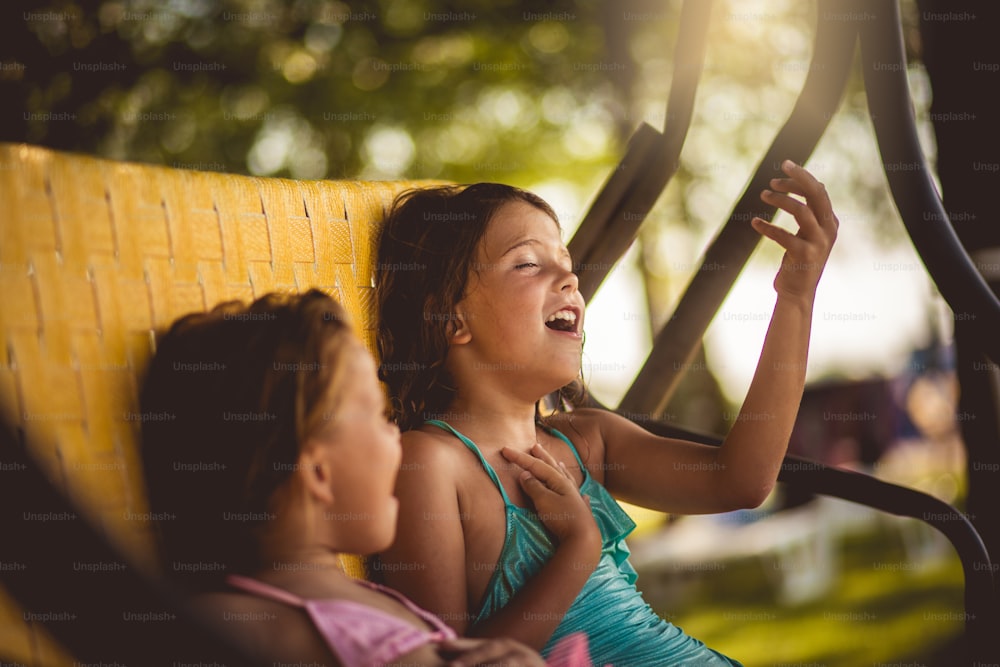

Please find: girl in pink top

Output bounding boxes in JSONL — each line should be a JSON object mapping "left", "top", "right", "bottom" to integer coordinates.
{"left": 140, "top": 291, "right": 593, "bottom": 666}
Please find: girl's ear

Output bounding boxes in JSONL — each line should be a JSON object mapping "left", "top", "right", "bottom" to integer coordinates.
{"left": 448, "top": 308, "right": 472, "bottom": 345}
{"left": 297, "top": 443, "right": 335, "bottom": 506}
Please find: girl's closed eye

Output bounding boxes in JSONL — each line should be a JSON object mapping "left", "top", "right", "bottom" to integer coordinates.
{"left": 515, "top": 262, "right": 539, "bottom": 270}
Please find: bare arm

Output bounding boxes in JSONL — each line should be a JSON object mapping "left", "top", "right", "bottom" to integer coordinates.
{"left": 601, "top": 160, "right": 839, "bottom": 513}
{"left": 378, "top": 432, "right": 472, "bottom": 633}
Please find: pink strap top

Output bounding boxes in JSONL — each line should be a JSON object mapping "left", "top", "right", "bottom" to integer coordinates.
{"left": 225, "top": 574, "right": 456, "bottom": 666}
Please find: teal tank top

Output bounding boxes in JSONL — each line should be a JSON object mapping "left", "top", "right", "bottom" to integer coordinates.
{"left": 425, "top": 420, "right": 742, "bottom": 667}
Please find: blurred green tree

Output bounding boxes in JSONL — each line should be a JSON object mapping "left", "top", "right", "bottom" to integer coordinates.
{"left": 2, "top": 0, "right": 629, "bottom": 183}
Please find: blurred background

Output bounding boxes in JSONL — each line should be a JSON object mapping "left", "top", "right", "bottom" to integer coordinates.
{"left": 2, "top": 0, "right": 995, "bottom": 665}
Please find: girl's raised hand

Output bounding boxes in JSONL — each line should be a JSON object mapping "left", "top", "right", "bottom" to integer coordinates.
{"left": 752, "top": 160, "right": 839, "bottom": 302}
{"left": 501, "top": 444, "right": 600, "bottom": 549}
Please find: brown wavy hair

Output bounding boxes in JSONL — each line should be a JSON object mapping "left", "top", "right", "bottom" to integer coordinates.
{"left": 139, "top": 290, "right": 356, "bottom": 590}
{"left": 375, "top": 183, "right": 573, "bottom": 431}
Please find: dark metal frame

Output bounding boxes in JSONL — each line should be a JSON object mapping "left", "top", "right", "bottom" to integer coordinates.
{"left": 618, "top": 408, "right": 996, "bottom": 663}
{"left": 569, "top": 0, "right": 999, "bottom": 662}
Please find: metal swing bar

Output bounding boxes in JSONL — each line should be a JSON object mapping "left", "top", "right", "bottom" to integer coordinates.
{"left": 859, "top": 0, "right": 1000, "bottom": 362}
{"left": 618, "top": 0, "right": 858, "bottom": 417}
{"left": 628, "top": 414, "right": 997, "bottom": 665}
{"left": 568, "top": 0, "right": 713, "bottom": 302}
{"left": 567, "top": 0, "right": 998, "bottom": 662}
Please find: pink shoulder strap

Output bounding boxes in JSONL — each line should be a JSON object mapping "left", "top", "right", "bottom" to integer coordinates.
{"left": 358, "top": 580, "right": 456, "bottom": 635}
{"left": 225, "top": 574, "right": 306, "bottom": 608}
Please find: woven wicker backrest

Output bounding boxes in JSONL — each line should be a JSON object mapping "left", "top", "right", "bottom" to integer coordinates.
{"left": 0, "top": 142, "right": 434, "bottom": 664}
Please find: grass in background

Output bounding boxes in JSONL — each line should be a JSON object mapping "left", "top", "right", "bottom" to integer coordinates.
{"left": 655, "top": 524, "right": 965, "bottom": 667}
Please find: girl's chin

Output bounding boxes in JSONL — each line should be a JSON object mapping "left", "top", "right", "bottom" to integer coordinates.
{"left": 347, "top": 501, "right": 399, "bottom": 555}
{"left": 539, "top": 371, "right": 582, "bottom": 398}
{"left": 362, "top": 528, "right": 398, "bottom": 557}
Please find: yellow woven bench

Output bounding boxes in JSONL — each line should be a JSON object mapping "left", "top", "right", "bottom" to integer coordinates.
{"left": 0, "top": 142, "right": 433, "bottom": 666}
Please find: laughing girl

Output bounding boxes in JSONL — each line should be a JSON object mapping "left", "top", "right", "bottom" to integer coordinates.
{"left": 375, "top": 161, "right": 838, "bottom": 666}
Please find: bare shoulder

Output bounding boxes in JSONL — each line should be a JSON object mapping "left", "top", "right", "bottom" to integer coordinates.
{"left": 399, "top": 426, "right": 467, "bottom": 476}
{"left": 394, "top": 426, "right": 477, "bottom": 511}
{"left": 382, "top": 426, "right": 471, "bottom": 631}
{"left": 545, "top": 406, "right": 613, "bottom": 441}
{"left": 402, "top": 425, "right": 459, "bottom": 454}
{"left": 193, "top": 592, "right": 342, "bottom": 665}
{"left": 544, "top": 408, "right": 609, "bottom": 475}
{"left": 193, "top": 590, "right": 267, "bottom": 629}
{"left": 558, "top": 406, "right": 646, "bottom": 433}
{"left": 393, "top": 425, "right": 481, "bottom": 513}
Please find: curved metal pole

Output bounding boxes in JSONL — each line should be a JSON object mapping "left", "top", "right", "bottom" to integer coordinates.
{"left": 568, "top": 122, "right": 665, "bottom": 300}
{"left": 620, "top": 410, "right": 997, "bottom": 662}
{"left": 859, "top": 0, "right": 1000, "bottom": 362}
{"left": 660, "top": 0, "right": 713, "bottom": 167}
{"left": 619, "top": 0, "right": 858, "bottom": 417}
{"left": 776, "top": 461, "right": 997, "bottom": 663}
{"left": 569, "top": 0, "right": 713, "bottom": 301}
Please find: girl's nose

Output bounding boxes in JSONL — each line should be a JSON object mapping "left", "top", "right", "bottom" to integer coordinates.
{"left": 560, "top": 268, "right": 579, "bottom": 292}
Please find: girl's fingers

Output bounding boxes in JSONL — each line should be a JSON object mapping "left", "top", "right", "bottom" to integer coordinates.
{"left": 768, "top": 178, "right": 806, "bottom": 197}
{"left": 780, "top": 161, "right": 839, "bottom": 229}
{"left": 500, "top": 445, "right": 536, "bottom": 467}
{"left": 530, "top": 444, "right": 575, "bottom": 482}
{"left": 755, "top": 161, "right": 838, "bottom": 298}
{"left": 761, "top": 188, "right": 807, "bottom": 214}
{"left": 761, "top": 190, "right": 819, "bottom": 227}
{"left": 530, "top": 442, "right": 560, "bottom": 468}
{"left": 502, "top": 447, "right": 571, "bottom": 492}
{"left": 760, "top": 189, "right": 822, "bottom": 238}
{"left": 750, "top": 217, "right": 804, "bottom": 251}
{"left": 517, "top": 469, "right": 550, "bottom": 499}
{"left": 438, "top": 637, "right": 478, "bottom": 654}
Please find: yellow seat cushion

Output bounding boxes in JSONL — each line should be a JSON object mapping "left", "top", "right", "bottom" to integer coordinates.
{"left": 0, "top": 142, "right": 438, "bottom": 665}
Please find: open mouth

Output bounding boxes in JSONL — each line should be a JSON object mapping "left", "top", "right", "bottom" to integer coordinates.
{"left": 544, "top": 307, "right": 580, "bottom": 334}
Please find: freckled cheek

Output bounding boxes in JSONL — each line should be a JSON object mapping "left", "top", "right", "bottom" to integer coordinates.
{"left": 479, "top": 304, "right": 511, "bottom": 330}
{"left": 500, "top": 296, "right": 539, "bottom": 326}
{"left": 471, "top": 293, "right": 538, "bottom": 334}
{"left": 487, "top": 311, "right": 535, "bottom": 337}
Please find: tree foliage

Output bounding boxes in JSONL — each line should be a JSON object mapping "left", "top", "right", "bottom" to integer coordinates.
{"left": 3, "top": 0, "right": 627, "bottom": 182}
